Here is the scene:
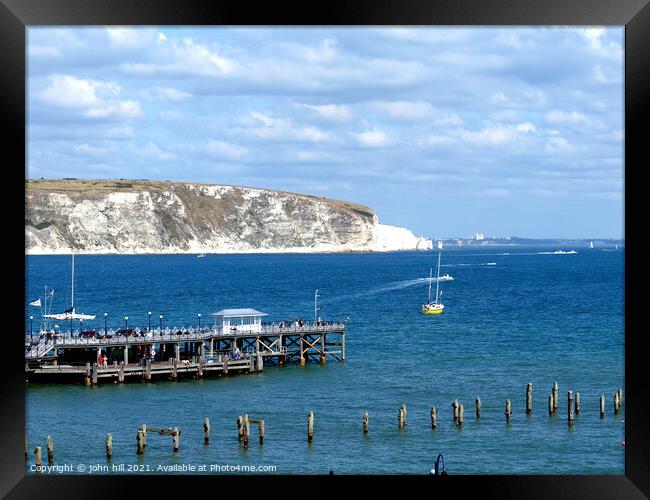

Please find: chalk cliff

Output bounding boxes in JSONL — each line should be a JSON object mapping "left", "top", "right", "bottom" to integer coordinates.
{"left": 25, "top": 179, "right": 432, "bottom": 254}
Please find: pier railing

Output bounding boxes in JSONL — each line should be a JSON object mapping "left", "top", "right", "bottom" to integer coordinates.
{"left": 25, "top": 321, "right": 345, "bottom": 356}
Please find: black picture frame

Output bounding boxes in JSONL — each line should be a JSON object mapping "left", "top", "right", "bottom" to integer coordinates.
{"left": 2, "top": 0, "right": 648, "bottom": 497}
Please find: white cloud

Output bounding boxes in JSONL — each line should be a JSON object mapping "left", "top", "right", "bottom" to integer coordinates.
{"left": 205, "top": 139, "right": 248, "bottom": 160}
{"left": 239, "top": 112, "right": 333, "bottom": 143}
{"left": 142, "top": 141, "right": 176, "bottom": 161}
{"left": 303, "top": 104, "right": 351, "bottom": 122}
{"left": 105, "top": 28, "right": 159, "bottom": 47}
{"left": 357, "top": 128, "right": 390, "bottom": 147}
{"left": 372, "top": 101, "right": 462, "bottom": 125}
{"left": 545, "top": 136, "right": 575, "bottom": 153}
{"left": 141, "top": 86, "right": 191, "bottom": 101}
{"left": 38, "top": 74, "right": 141, "bottom": 118}
{"left": 460, "top": 122, "right": 535, "bottom": 145}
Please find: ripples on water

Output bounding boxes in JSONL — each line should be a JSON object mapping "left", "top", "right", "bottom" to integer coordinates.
{"left": 25, "top": 247, "right": 624, "bottom": 474}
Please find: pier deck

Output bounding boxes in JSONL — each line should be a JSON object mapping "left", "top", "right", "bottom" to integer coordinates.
{"left": 25, "top": 321, "right": 347, "bottom": 384}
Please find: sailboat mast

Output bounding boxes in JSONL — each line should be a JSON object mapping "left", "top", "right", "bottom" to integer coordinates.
{"left": 428, "top": 268, "right": 433, "bottom": 302}
{"left": 434, "top": 246, "right": 441, "bottom": 304}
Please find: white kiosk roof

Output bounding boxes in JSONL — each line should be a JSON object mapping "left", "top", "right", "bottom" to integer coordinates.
{"left": 211, "top": 308, "right": 267, "bottom": 317}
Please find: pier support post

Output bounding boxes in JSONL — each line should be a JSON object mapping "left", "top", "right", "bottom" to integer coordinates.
{"left": 171, "top": 358, "right": 178, "bottom": 381}
{"left": 176, "top": 343, "right": 180, "bottom": 363}
{"left": 105, "top": 433, "right": 113, "bottom": 459}
{"left": 600, "top": 394, "right": 605, "bottom": 418}
{"left": 198, "top": 357, "right": 204, "bottom": 378}
{"left": 398, "top": 405, "right": 406, "bottom": 429}
{"left": 92, "top": 363, "right": 98, "bottom": 385}
{"left": 141, "top": 425, "right": 147, "bottom": 448}
{"left": 568, "top": 391, "right": 574, "bottom": 426}
{"left": 505, "top": 399, "right": 512, "bottom": 423}
{"left": 46, "top": 435, "right": 54, "bottom": 464}
{"left": 172, "top": 427, "right": 180, "bottom": 452}
{"left": 307, "top": 411, "right": 315, "bottom": 442}
{"left": 526, "top": 383, "right": 533, "bottom": 415}
{"left": 248, "top": 354, "right": 254, "bottom": 373}
{"left": 242, "top": 415, "right": 250, "bottom": 449}
{"left": 452, "top": 400, "right": 459, "bottom": 425}
{"left": 575, "top": 392, "right": 581, "bottom": 415}
{"left": 320, "top": 333, "right": 327, "bottom": 365}
{"left": 299, "top": 337, "right": 306, "bottom": 366}
{"left": 362, "top": 412, "right": 369, "bottom": 433}
{"left": 223, "top": 357, "right": 229, "bottom": 375}
{"left": 203, "top": 417, "right": 210, "bottom": 445}
{"left": 118, "top": 361, "right": 125, "bottom": 383}
{"left": 258, "top": 420, "right": 265, "bottom": 444}
{"left": 552, "top": 381, "right": 559, "bottom": 413}
{"left": 144, "top": 358, "right": 152, "bottom": 381}
{"left": 458, "top": 403, "right": 464, "bottom": 427}
{"left": 124, "top": 345, "right": 128, "bottom": 366}
{"left": 34, "top": 446, "right": 42, "bottom": 468}
{"left": 341, "top": 332, "right": 346, "bottom": 362}
{"left": 85, "top": 362, "right": 91, "bottom": 386}
{"left": 136, "top": 429, "right": 145, "bottom": 455}
{"left": 237, "top": 416, "right": 243, "bottom": 442}
{"left": 614, "top": 391, "right": 620, "bottom": 414}
{"left": 431, "top": 407, "right": 438, "bottom": 429}
{"left": 548, "top": 394, "right": 553, "bottom": 416}
{"left": 476, "top": 397, "right": 481, "bottom": 418}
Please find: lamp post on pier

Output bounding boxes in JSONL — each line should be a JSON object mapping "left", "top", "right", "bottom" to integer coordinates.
{"left": 159, "top": 315, "right": 163, "bottom": 335}
{"left": 124, "top": 316, "right": 129, "bottom": 330}
{"left": 198, "top": 313, "right": 202, "bottom": 331}
{"left": 148, "top": 311, "right": 152, "bottom": 331}
{"left": 104, "top": 313, "right": 107, "bottom": 335}
{"left": 314, "top": 289, "right": 320, "bottom": 323}
{"left": 30, "top": 316, "right": 33, "bottom": 345}
{"left": 80, "top": 318, "right": 83, "bottom": 336}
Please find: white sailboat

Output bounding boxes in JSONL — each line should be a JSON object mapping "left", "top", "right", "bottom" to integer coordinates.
{"left": 422, "top": 241, "right": 445, "bottom": 315}
{"left": 589, "top": 241, "right": 594, "bottom": 249}
{"left": 43, "top": 254, "right": 96, "bottom": 322}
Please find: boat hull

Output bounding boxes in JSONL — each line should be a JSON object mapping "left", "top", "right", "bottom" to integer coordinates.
{"left": 422, "top": 304, "right": 444, "bottom": 315}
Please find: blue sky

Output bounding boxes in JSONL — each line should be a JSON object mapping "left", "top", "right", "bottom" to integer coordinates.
{"left": 27, "top": 27, "right": 624, "bottom": 239}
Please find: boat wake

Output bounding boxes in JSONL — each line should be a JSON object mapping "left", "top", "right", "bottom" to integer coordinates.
{"left": 442, "top": 262, "right": 496, "bottom": 267}
{"left": 539, "top": 250, "right": 578, "bottom": 255}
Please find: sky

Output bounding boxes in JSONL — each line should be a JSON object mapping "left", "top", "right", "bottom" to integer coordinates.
{"left": 27, "top": 27, "right": 624, "bottom": 239}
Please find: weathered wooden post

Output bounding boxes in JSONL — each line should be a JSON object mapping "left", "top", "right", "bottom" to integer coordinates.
{"left": 526, "top": 383, "right": 533, "bottom": 415}
{"left": 85, "top": 362, "right": 91, "bottom": 386}
{"left": 34, "top": 446, "right": 42, "bottom": 468}
{"left": 505, "top": 399, "right": 512, "bottom": 423}
{"left": 46, "top": 435, "right": 54, "bottom": 464}
{"left": 237, "top": 416, "right": 243, "bottom": 442}
{"left": 145, "top": 358, "right": 152, "bottom": 381}
{"left": 362, "top": 412, "right": 369, "bottom": 433}
{"left": 203, "top": 417, "right": 210, "bottom": 445}
{"left": 568, "top": 391, "right": 574, "bottom": 426}
{"left": 575, "top": 392, "right": 581, "bottom": 415}
{"left": 398, "top": 406, "right": 405, "bottom": 429}
{"left": 171, "top": 358, "right": 178, "bottom": 381}
{"left": 136, "top": 429, "right": 145, "bottom": 455}
{"left": 600, "top": 394, "right": 605, "bottom": 418}
{"left": 299, "top": 337, "right": 306, "bottom": 366}
{"left": 118, "top": 361, "right": 125, "bottom": 383}
{"left": 258, "top": 420, "right": 265, "bottom": 444}
{"left": 172, "top": 427, "right": 180, "bottom": 452}
{"left": 614, "top": 391, "right": 620, "bottom": 414}
{"left": 475, "top": 397, "right": 481, "bottom": 418}
{"left": 105, "top": 433, "right": 113, "bottom": 459}
{"left": 242, "top": 415, "right": 250, "bottom": 449}
{"left": 91, "top": 363, "right": 98, "bottom": 385}
{"left": 552, "top": 381, "right": 559, "bottom": 413}
{"left": 458, "top": 403, "right": 464, "bottom": 427}
{"left": 307, "top": 411, "right": 315, "bottom": 442}
{"left": 452, "top": 400, "right": 459, "bottom": 425}
{"left": 431, "top": 406, "right": 438, "bottom": 429}
{"left": 141, "top": 424, "right": 147, "bottom": 448}
{"left": 548, "top": 394, "right": 553, "bottom": 416}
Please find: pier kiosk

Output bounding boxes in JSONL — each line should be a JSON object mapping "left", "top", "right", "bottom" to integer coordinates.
{"left": 211, "top": 308, "right": 267, "bottom": 335}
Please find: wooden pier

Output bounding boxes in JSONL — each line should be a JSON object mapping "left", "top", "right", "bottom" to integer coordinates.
{"left": 25, "top": 320, "right": 346, "bottom": 384}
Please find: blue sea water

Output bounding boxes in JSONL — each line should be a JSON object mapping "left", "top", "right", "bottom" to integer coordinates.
{"left": 24, "top": 247, "right": 625, "bottom": 475}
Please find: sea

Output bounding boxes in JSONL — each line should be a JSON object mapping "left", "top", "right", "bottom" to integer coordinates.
{"left": 24, "top": 246, "right": 625, "bottom": 475}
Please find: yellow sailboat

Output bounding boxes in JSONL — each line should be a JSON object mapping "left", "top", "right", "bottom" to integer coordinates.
{"left": 422, "top": 241, "right": 445, "bottom": 315}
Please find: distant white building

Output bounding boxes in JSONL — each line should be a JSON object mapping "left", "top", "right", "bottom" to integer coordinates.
{"left": 211, "top": 308, "right": 267, "bottom": 335}
{"left": 475, "top": 232, "right": 485, "bottom": 241}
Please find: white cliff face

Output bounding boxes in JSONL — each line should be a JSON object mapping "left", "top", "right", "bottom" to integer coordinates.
{"left": 25, "top": 180, "right": 431, "bottom": 254}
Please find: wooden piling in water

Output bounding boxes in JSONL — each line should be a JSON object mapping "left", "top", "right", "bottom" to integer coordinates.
{"left": 258, "top": 420, "right": 265, "bottom": 444}
{"left": 34, "top": 446, "right": 42, "bottom": 467}
{"left": 91, "top": 363, "right": 98, "bottom": 385}
{"left": 618, "top": 388, "right": 623, "bottom": 406}
{"left": 431, "top": 406, "right": 438, "bottom": 429}
{"left": 526, "top": 383, "right": 532, "bottom": 415}
{"left": 505, "top": 399, "right": 512, "bottom": 422}
{"left": 242, "top": 415, "right": 250, "bottom": 449}
{"left": 85, "top": 362, "right": 91, "bottom": 386}
{"left": 223, "top": 357, "right": 229, "bottom": 374}
{"left": 552, "top": 381, "right": 559, "bottom": 413}
{"left": 475, "top": 397, "right": 481, "bottom": 418}
{"left": 452, "top": 400, "right": 459, "bottom": 425}
{"left": 307, "top": 411, "right": 315, "bottom": 442}
{"left": 171, "top": 358, "right": 178, "bottom": 381}
{"left": 46, "top": 435, "right": 54, "bottom": 464}
{"left": 458, "top": 403, "right": 464, "bottom": 427}
{"left": 203, "top": 418, "right": 210, "bottom": 445}
{"left": 362, "top": 412, "right": 369, "bottom": 433}
{"left": 136, "top": 429, "right": 145, "bottom": 455}
{"left": 398, "top": 405, "right": 406, "bottom": 429}
{"left": 548, "top": 394, "right": 553, "bottom": 416}
{"left": 568, "top": 391, "right": 574, "bottom": 426}
{"left": 614, "top": 391, "right": 620, "bottom": 415}
{"left": 118, "top": 361, "right": 125, "bottom": 383}
{"left": 105, "top": 433, "right": 113, "bottom": 459}
{"left": 600, "top": 394, "right": 605, "bottom": 418}
{"left": 172, "top": 427, "right": 180, "bottom": 452}
{"left": 141, "top": 424, "right": 147, "bottom": 448}
{"left": 237, "top": 416, "right": 243, "bottom": 442}
{"left": 144, "top": 359, "right": 152, "bottom": 381}
{"left": 575, "top": 392, "right": 581, "bottom": 415}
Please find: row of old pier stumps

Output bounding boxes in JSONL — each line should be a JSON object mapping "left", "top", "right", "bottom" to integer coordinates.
{"left": 27, "top": 382, "right": 623, "bottom": 465}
